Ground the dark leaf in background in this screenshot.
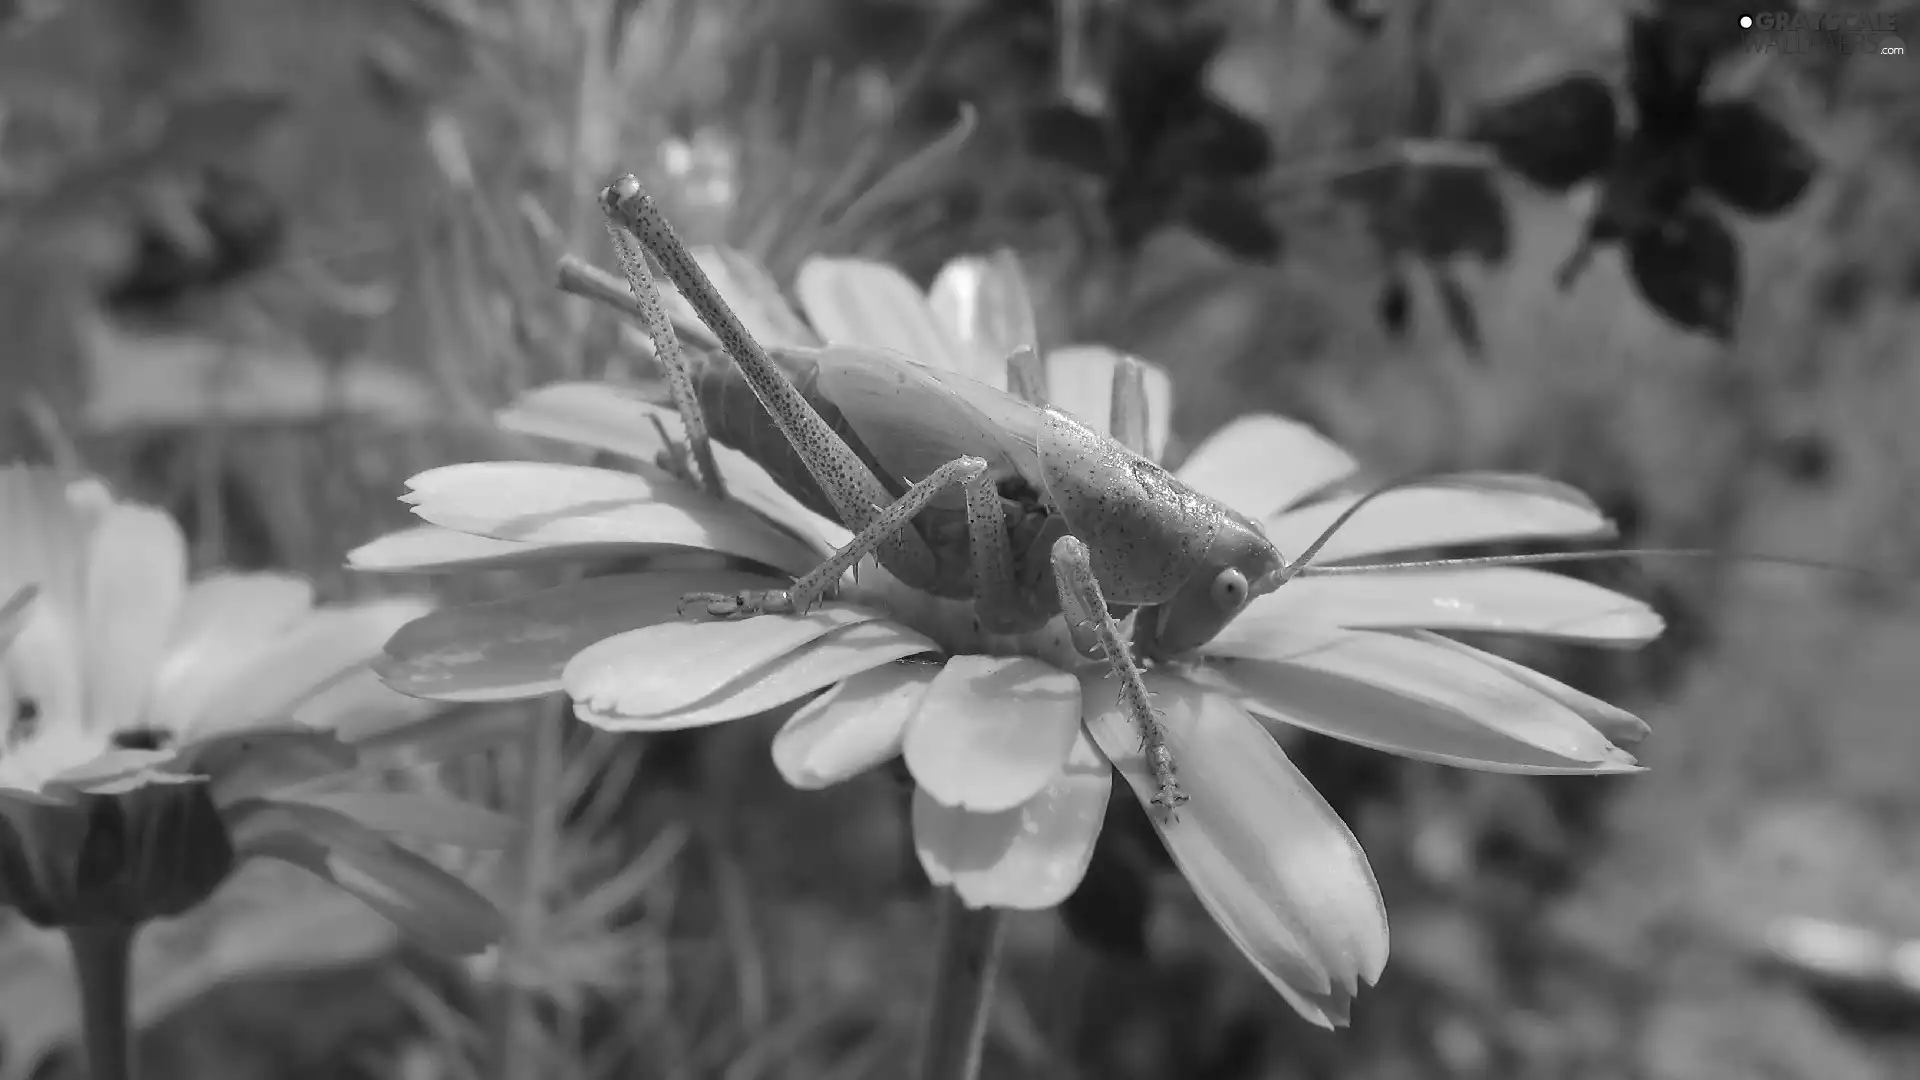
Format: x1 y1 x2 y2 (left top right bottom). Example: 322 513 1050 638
1768 431 1837 485
1181 185 1284 262
1059 792 1158 959
105 166 286 315
1625 13 1710 140
1696 100 1819 217
1657 0 1790 59
1378 268 1412 339
1109 19 1227 153
1178 96 1275 179
1588 134 1696 242
1467 73 1619 190
1626 205 1741 339
1023 102 1116 176
1814 260 1870 322
1431 264 1485 354
1323 0 1387 37
1406 165 1511 264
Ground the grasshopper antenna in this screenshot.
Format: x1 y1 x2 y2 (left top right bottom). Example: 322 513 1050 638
1254 474 1898 592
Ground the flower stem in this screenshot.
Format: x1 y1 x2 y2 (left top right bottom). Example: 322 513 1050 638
913 890 1006 1080
65 923 139 1080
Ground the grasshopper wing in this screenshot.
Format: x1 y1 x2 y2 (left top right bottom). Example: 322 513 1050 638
804 344 1047 505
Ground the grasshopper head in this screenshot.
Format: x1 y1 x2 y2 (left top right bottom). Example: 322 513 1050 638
1137 510 1284 661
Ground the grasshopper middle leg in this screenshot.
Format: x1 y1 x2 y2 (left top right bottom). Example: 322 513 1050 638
684 453 1053 635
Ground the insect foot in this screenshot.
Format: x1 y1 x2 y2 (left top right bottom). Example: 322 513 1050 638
677 589 801 619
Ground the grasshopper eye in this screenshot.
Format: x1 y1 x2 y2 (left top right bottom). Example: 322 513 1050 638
1209 568 1250 613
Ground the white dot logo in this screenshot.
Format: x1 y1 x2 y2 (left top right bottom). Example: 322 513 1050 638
1740 14 1754 28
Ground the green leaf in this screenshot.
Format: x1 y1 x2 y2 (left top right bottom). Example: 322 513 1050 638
272 790 518 849
0 863 401 1080
228 800 505 957
0 585 35 655
375 569 786 702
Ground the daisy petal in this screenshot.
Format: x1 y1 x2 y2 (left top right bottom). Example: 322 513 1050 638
773 661 937 789
348 525 598 574
1083 672 1386 1028
183 598 436 740
926 252 1035 388
794 256 977 374
148 573 314 731
1207 629 1639 773
1410 631 1651 748
79 502 187 734
903 655 1082 814
288 668 445 744
496 384 851 556
911 730 1110 909
579 619 935 731
229 800 503 956
1267 473 1613 565
377 570 784 702
1223 568 1663 646
402 462 818 575
566 607 934 726
1174 414 1360 519
1044 346 1174 463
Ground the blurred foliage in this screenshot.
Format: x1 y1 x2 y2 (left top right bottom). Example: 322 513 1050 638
5 0 1920 1077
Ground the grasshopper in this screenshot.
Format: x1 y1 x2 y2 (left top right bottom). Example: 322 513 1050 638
589 174 1872 817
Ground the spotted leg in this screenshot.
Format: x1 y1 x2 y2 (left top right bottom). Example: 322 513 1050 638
1050 534 1185 817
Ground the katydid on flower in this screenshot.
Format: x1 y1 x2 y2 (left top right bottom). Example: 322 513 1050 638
592 174 1881 818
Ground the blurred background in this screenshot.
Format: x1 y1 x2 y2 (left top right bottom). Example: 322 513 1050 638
5 0 1920 1076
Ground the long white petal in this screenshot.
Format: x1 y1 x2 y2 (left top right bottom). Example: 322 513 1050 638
1083 671 1386 1028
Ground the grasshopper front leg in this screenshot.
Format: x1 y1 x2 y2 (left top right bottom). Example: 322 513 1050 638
1052 535 1185 817
598 176 942 586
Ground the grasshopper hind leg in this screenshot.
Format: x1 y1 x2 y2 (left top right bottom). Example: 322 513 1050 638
1050 534 1186 818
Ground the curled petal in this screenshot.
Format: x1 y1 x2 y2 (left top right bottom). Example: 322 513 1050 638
1083 672 1386 1027
377 570 784 702
1175 414 1360 519
228 800 503 956
911 730 1110 910
1225 568 1663 647
402 462 819 575
1410 631 1651 748
1044 346 1174 464
1267 473 1613 565
1206 629 1639 773
773 661 937 789
903 655 1083 814
795 256 980 376
495 383 851 557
